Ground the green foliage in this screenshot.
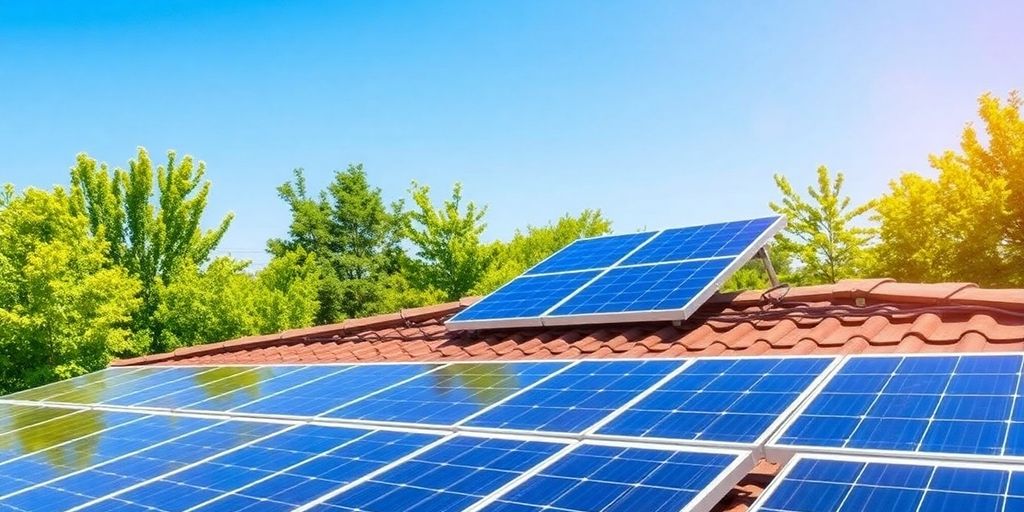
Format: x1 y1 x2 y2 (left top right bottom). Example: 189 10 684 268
154 251 320 350
874 92 1022 286
0 187 142 394
720 245 793 292
770 166 875 285
70 148 234 351
269 166 427 322
406 182 491 301
474 210 612 294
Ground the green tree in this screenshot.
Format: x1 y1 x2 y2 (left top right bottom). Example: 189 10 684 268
69 148 233 351
770 166 875 284
474 210 612 294
406 182 491 301
874 92 1022 286
0 186 142 394
270 166 424 322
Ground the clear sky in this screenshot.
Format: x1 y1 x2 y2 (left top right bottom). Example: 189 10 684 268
2 1 1022 268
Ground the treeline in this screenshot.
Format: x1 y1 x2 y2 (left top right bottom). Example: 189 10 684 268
1 91 1020 394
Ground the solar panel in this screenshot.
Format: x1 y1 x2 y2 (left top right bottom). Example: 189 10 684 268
596 357 836 444
0 418 286 510
299 435 566 512
0 408 146 464
480 442 752 512
124 366 307 410
770 353 1024 460
447 216 785 330
462 360 682 434
183 366 351 413
233 364 437 417
2 367 150 402
8 367 187 405
750 454 1024 512
78 426 439 512
324 362 570 426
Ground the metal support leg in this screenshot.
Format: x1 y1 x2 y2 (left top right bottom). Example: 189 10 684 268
758 247 780 287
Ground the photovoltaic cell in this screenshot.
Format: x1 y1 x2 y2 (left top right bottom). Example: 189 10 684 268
450 271 601 322
623 216 780 266
0 419 286 511
183 366 351 413
307 436 565 512
600 357 833 443
105 367 262 408
233 364 436 417
548 258 732 316
465 360 681 433
524 232 655 275
754 456 1023 512
132 366 306 410
775 354 1024 457
325 362 569 425
81 426 437 512
483 444 740 512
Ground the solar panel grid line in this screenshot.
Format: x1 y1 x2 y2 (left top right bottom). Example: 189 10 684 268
747 453 1024 512
470 439 755 512
535 228 667 317
908 356 966 452
290 433 460 512
764 351 1024 464
451 361 584 429
0 411 153 470
1 367 147 402
999 356 1024 456
0 418 231 502
177 427 381 512
578 358 695 435
133 366 309 412
460 442 581 512
65 422 305 512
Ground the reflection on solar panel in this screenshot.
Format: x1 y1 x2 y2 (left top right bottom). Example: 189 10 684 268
464 360 681 434
0 408 146 469
80 427 438 512
234 364 437 417
325 362 570 425
184 366 348 412
773 354 1024 457
751 455 1023 512
0 419 285 510
302 435 565 512
447 216 785 330
598 357 834 444
482 443 749 512
3 367 150 402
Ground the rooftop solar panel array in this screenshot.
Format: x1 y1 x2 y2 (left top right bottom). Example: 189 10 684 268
771 354 1024 459
751 455 1024 512
446 216 785 330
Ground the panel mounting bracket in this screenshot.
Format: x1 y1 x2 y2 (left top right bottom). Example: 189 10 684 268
757 247 780 287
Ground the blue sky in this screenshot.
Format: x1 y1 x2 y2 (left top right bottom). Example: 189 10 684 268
2 1 1022 268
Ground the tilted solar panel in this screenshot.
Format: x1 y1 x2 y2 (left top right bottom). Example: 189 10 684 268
446 216 785 330
750 454 1024 512
596 357 836 445
769 353 1024 461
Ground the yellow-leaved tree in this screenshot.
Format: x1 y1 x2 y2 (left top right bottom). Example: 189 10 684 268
874 92 1023 286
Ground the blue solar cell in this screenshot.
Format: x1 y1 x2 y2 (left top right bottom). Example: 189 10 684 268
83 426 438 512
623 217 780 266
325 362 568 425
525 232 655 275
549 258 732 316
449 270 601 322
755 457 1017 512
184 366 351 412
308 436 564 512
483 444 740 512
130 366 307 410
600 357 831 443
776 354 1024 457
233 364 436 417
104 367 264 407
465 360 681 433
0 419 285 510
